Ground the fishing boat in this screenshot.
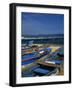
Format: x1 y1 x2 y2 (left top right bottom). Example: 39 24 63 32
22 64 58 77
22 48 51 65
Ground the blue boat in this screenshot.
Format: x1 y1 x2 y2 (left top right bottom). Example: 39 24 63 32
49 47 64 60
32 66 57 76
22 48 51 65
22 64 57 77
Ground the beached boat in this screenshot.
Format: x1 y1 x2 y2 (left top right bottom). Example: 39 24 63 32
32 66 58 76
22 48 51 65
22 64 58 77
48 47 64 60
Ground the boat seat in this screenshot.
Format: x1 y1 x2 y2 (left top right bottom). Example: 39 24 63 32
33 67 50 75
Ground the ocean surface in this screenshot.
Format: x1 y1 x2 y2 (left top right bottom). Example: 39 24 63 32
22 34 64 45
22 38 64 45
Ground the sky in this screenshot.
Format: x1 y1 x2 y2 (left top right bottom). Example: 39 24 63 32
21 12 64 36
